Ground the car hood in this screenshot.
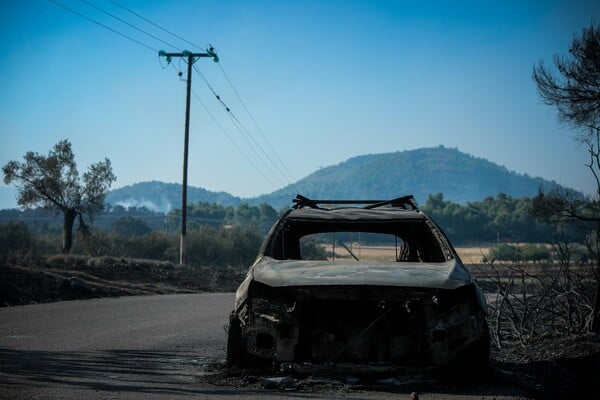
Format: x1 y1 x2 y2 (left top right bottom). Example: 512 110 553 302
251 257 472 290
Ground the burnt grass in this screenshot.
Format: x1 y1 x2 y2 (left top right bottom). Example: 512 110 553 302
202 335 600 399
491 334 600 399
0 255 246 307
2 257 599 398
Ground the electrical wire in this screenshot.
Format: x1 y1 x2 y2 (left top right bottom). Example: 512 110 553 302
191 89 279 187
78 0 182 51
170 62 283 187
224 108 288 187
226 106 290 187
217 63 296 182
192 64 295 189
51 0 297 191
109 0 204 51
48 0 157 52
104 1 297 187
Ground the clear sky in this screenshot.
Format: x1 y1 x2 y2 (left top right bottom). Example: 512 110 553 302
1 0 599 209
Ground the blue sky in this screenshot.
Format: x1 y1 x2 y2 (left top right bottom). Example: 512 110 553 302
1 0 599 209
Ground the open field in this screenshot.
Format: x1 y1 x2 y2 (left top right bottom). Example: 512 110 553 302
456 247 490 264
320 243 492 264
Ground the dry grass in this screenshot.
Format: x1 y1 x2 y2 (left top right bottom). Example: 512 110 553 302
455 246 490 264
320 243 492 264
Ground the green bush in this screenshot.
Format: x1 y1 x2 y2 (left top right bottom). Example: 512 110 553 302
71 230 124 257
0 221 34 259
488 243 523 262
521 244 551 262
112 216 152 237
124 232 173 260
300 239 328 260
225 225 263 266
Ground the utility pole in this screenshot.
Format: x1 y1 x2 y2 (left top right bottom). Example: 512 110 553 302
159 47 219 264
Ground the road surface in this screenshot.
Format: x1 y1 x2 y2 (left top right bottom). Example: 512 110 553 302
0 293 525 399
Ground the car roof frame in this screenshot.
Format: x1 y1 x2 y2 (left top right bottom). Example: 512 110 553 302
291 194 418 211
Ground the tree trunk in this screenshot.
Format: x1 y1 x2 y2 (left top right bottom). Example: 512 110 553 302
62 208 77 253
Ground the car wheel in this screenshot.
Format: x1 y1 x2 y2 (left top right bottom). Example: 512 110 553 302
226 313 245 367
445 323 490 382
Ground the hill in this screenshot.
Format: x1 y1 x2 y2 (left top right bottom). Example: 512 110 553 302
250 146 576 208
106 181 242 213
93 147 579 212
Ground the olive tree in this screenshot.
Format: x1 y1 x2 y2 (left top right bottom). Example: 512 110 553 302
2 139 116 253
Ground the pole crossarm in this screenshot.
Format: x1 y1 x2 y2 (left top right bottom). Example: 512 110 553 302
159 47 219 64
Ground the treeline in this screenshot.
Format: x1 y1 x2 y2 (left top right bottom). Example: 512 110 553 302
0 202 280 237
421 193 586 245
0 194 590 267
0 221 262 269
0 202 279 268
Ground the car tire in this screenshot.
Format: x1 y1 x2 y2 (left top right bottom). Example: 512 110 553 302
226 313 245 367
444 322 490 382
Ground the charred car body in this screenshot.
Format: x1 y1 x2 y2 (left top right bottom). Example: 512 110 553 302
227 195 489 369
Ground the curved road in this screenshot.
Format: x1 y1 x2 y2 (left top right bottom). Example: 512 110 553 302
0 293 524 400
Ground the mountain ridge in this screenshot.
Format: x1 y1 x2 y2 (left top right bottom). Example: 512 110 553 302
105 146 579 212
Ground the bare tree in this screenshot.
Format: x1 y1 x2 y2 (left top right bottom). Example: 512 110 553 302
532 23 600 331
2 140 116 253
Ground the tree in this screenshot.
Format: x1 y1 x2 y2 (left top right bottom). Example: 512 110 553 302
532 23 600 331
532 23 600 141
2 140 116 253
112 216 152 237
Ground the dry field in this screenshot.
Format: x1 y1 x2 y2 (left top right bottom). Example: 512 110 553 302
320 243 491 264
455 246 490 264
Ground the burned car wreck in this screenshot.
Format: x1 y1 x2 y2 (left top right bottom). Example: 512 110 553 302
227 195 489 369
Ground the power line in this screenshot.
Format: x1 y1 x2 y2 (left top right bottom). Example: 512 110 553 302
217 63 296 182
48 0 157 52
172 63 281 186
191 89 279 187
109 0 204 51
104 0 296 186
224 108 287 187
226 105 290 187
192 64 294 189
52 0 297 191
78 0 182 51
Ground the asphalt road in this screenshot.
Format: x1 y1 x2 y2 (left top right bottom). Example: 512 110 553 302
0 293 525 400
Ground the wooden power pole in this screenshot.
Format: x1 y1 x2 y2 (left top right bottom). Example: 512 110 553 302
159 48 219 264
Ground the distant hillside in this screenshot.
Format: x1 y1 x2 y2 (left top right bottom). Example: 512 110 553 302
251 146 578 208
106 181 242 213
97 147 580 212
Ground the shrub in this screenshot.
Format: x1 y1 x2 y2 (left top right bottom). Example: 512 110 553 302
112 216 152 237
521 243 551 262
124 232 173 260
0 221 33 259
488 243 523 262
